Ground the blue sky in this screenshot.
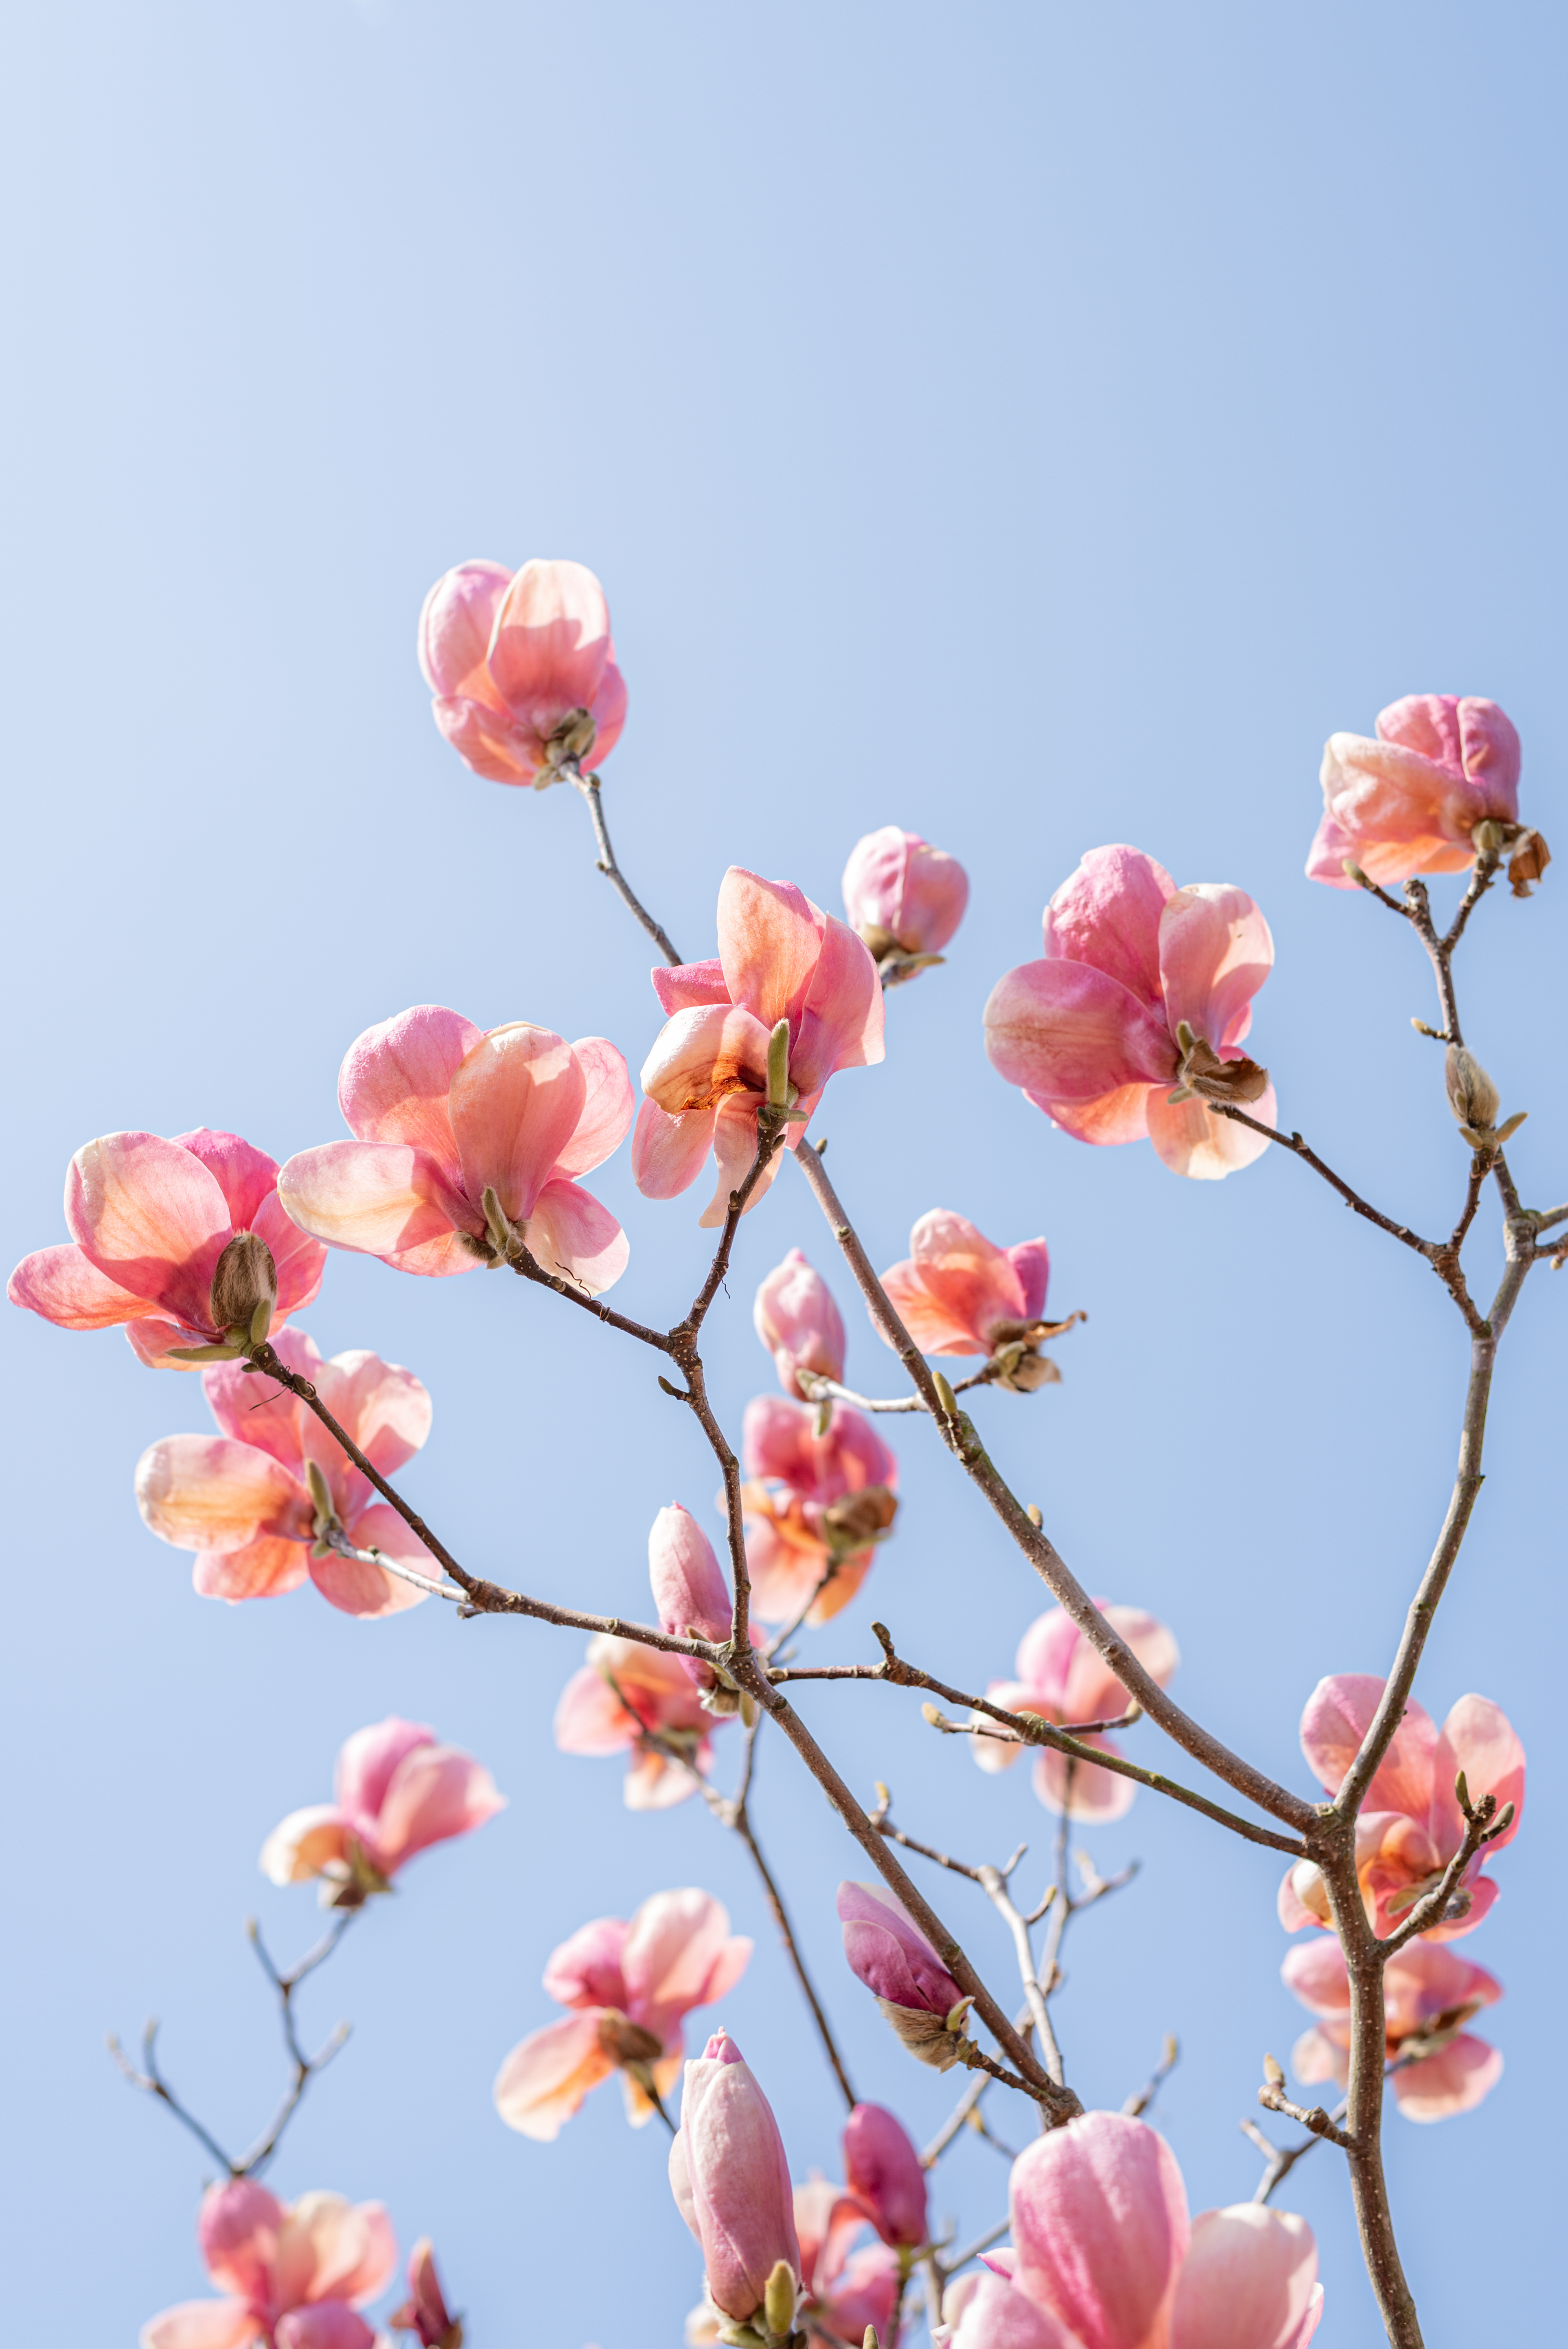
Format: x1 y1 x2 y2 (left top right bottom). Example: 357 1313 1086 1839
2 4 1564 2342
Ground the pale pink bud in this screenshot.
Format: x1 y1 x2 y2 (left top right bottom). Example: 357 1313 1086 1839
418 557 628 788
842 826 970 960
753 1248 847 1398
390 2238 461 2347
1010 2112 1189 2345
837 1881 971 2069
649 1503 733 1700
843 2101 928 2248
670 2032 801 2323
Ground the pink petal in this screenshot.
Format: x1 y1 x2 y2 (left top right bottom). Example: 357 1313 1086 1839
585 647 628 765
493 2011 619 2136
252 1190 329 1323
430 694 540 783
1037 1082 1157 1147
880 1255 984 1354
1289 2026 1347 2090
550 1037 634 1177
139 2301 263 2349
1144 1082 1276 1180
485 558 613 730
836 1881 962 2013
742 1514 834 1625
1390 2033 1503 2122
67 1132 233 1333
1013 1608 1087 1709
1010 2112 1189 2349
193 1536 310 1602
259 1804 351 1885
1298 1676 1436 1819
677 2039 801 2322
1381 1940 1501 2032
640 1002 773 1117
368 1740 505 1869
1043 846 1176 1010
904 1211 1027 1351
789 912 885 1094
170 1131 280 1231
949 2268 1080 2349
1033 1740 1136 1825
8 1242 158 1329
310 1348 432 1490
448 1024 586 1223
631 1097 719 1200
1171 2205 1318 2349
1155 886 1273 1055
1378 694 1520 814
753 1248 847 1395
336 1716 435 1819
542 1916 630 2012
338 1005 484 1162
418 560 514 699
621 1889 747 2029
650 1502 733 1646
273 2309 374 2349
1280 1938 1351 2020
985 961 1178 1105
624 1745 706 1808
1061 1603 1179 1721
652 958 732 1015
199 2177 287 2298
1432 1694 1525 1856
124 1314 216 1369
842 2101 928 2251
136 1436 310 1553
308 1506 435 1616
1006 1237 1051 1321
698 1092 784 1229
841 826 968 954
716 868 824 1030
553 1663 639 1757
273 2191 395 2308
277 1142 478 1262
523 1176 629 1294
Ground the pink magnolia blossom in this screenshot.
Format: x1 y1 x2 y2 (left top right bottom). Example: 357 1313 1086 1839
740 1395 898 1626
1307 694 1547 895
878 1210 1070 1391
553 1630 734 1808
843 2101 928 2250
670 2031 802 2329
841 825 970 979
754 1248 847 1399
973 1601 1179 1821
1278 1674 1524 1941
10 1128 326 1370
992 2112 1322 2349
390 2239 460 2347
632 868 885 1228
134 1327 442 1615
837 1880 972 2070
140 2179 396 2349
984 846 1276 1181
495 1889 751 2143
648 1501 769 1714
795 2178 901 2349
260 1716 504 1907
1284 1936 1503 2123
418 557 627 787
277 1005 632 1294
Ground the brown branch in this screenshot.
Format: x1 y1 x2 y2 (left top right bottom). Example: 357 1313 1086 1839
1257 2068 1353 2150
509 1246 676 1352
1207 1107 1434 1260
569 769 684 965
789 1142 1318 1835
1379 1791 1504 1957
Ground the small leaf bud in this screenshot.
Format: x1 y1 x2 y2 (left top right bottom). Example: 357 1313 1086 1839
305 1459 335 1526
763 2259 797 2342
766 1019 792 1110
1263 2052 1285 2088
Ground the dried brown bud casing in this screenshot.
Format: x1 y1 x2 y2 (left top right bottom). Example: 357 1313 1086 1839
822 1485 898 1553
594 2011 666 2067
874 1995 971 2070
208 1231 277 1338
1168 1028 1269 1108
1507 827 1550 898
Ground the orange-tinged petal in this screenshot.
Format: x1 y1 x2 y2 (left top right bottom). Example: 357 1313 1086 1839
551 1037 635 1177
493 2012 615 2140
137 1437 310 1553
448 1023 586 1223
523 1176 629 1294
1145 1082 1275 1180
259 1805 351 1885
193 1536 310 1602
8 1242 158 1329
486 558 613 727
68 1132 232 1332
716 868 822 1030
278 1143 477 1261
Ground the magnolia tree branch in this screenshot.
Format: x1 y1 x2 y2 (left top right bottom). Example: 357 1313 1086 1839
569 769 684 966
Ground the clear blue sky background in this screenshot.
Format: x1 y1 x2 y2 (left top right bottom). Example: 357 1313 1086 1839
3 5 1564 2342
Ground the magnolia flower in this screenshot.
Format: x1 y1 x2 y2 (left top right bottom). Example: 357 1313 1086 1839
984 846 1276 1180
878 1211 1071 1392
837 1880 973 2070
1307 694 1548 897
140 2179 396 2349
795 2179 901 2349
134 1327 442 1615
390 2240 462 2349
973 1600 1179 1820
1284 1936 1503 2124
632 868 884 1227
418 557 627 787
648 1501 769 1715
754 1248 847 1400
495 1890 751 2142
10 1128 325 1370
841 825 970 982
740 1397 898 1626
260 1716 503 1908
553 1632 732 1807
670 2032 802 2334
1278 1674 1524 1941
966 2112 1324 2349
843 2101 928 2251
278 1004 632 1294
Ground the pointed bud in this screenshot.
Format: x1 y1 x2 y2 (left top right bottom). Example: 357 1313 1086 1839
1454 1769 1471 1814
1445 1046 1501 1134
208 1231 277 1337
1263 2052 1285 2087
766 1020 792 1110
762 2259 797 2340
305 1459 336 1526
932 1371 959 1419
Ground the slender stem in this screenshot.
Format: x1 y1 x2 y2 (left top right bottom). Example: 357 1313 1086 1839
510 1246 676 1351
570 770 684 965
797 1364 1003 1415
1532 1201 1568 1235
789 1143 1317 1835
976 1863 1061 2089
108 2023 237 2175
1207 1107 1433 1259
321 1523 461 1603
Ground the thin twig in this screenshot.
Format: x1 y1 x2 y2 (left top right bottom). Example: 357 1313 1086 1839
108 2024 237 2175
570 769 684 965
1122 2035 1180 2120
797 1364 1003 1415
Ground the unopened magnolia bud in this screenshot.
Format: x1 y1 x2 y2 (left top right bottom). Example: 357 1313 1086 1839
762 2259 797 2341
932 1371 959 1419
1454 1769 1471 1813
1491 1800 1516 1837
545 705 597 767
305 1459 336 1525
1444 1046 1500 1134
1025 1502 1043 1528
766 1019 791 1110
1263 2052 1285 2088
864 2330 881 2349
481 1184 514 1257
208 1231 277 1336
